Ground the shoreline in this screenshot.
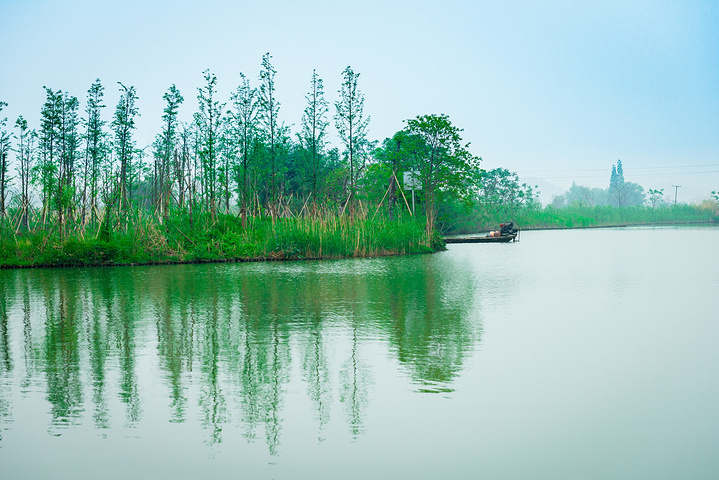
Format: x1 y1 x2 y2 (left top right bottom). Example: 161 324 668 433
3 220 715 271
517 219 716 232
443 219 717 240
0 247 439 271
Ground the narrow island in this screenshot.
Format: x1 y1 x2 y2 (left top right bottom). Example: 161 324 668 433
1 58 717 268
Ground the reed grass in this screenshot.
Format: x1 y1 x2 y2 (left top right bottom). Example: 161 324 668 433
0 209 436 268
516 204 717 230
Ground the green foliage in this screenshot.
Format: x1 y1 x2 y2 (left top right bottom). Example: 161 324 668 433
377 114 481 236
515 204 712 231
478 167 538 219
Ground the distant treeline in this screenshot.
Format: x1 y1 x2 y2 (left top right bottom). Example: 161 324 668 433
438 160 719 234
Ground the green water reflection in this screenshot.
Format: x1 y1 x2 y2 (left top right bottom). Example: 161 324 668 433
0 255 480 453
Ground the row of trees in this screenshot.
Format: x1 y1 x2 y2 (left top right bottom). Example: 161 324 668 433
551 160 648 208
0 54 481 241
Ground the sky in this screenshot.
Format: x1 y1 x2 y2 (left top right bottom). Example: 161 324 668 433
2 0 718 204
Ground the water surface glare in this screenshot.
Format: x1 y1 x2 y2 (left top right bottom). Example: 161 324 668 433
0 226 717 479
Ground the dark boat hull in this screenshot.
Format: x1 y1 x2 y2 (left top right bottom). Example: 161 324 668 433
444 234 517 244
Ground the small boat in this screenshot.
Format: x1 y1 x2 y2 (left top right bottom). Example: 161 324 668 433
443 222 520 244
444 233 516 244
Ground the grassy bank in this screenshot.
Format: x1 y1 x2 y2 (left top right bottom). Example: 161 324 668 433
444 204 718 234
0 212 439 268
516 204 718 230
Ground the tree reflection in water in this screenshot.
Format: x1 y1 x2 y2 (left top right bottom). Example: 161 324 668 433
0 254 480 453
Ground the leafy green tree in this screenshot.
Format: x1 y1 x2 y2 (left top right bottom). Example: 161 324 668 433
334 66 370 212
82 79 107 226
195 70 224 221
298 69 329 205
112 82 140 215
35 88 80 235
404 114 480 235
258 53 281 213
153 84 183 219
0 101 10 219
228 73 258 226
175 123 196 214
479 167 539 220
57 91 81 235
373 130 425 219
647 188 665 208
37 87 62 223
14 116 36 230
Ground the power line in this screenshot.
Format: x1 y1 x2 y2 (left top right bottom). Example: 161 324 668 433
521 170 719 180
518 163 719 174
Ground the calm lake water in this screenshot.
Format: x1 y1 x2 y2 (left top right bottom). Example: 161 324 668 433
1 226 718 479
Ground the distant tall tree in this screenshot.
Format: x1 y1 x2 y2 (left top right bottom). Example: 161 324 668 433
228 73 257 227
258 53 281 212
404 114 480 236
153 84 183 219
112 83 139 215
195 70 224 221
0 101 10 218
82 79 107 225
334 66 370 212
608 159 626 206
14 116 35 231
299 69 329 204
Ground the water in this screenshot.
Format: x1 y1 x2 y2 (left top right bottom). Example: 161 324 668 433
0 226 717 479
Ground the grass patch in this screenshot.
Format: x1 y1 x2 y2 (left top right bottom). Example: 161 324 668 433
0 211 436 268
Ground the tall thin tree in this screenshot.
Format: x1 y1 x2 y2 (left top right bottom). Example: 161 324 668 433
56 91 80 236
299 70 329 205
153 84 183 219
0 101 11 219
195 70 224 221
112 83 139 217
83 79 107 226
334 66 370 212
258 53 281 214
229 73 257 227
37 87 62 224
14 116 35 231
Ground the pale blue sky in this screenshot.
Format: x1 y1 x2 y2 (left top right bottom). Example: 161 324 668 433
2 0 718 202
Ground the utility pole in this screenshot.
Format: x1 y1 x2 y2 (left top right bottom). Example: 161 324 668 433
672 185 681 206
